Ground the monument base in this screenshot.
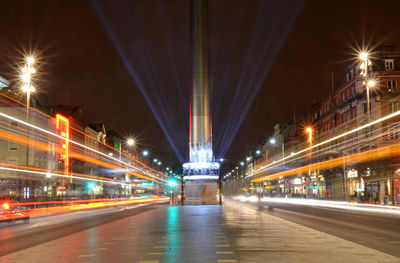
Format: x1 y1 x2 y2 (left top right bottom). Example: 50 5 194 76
184 180 219 205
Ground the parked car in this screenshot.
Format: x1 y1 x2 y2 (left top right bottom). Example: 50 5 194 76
0 201 30 223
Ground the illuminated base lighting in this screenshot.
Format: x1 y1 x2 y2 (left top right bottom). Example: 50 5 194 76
182 162 220 170
183 161 220 181
183 175 219 181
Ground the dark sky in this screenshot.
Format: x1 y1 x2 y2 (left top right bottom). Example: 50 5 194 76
1 0 400 168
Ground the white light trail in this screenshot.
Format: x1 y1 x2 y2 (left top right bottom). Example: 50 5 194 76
254 110 400 175
0 112 165 182
0 166 123 185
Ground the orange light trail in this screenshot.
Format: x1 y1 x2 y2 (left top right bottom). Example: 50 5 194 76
0 129 166 183
0 92 165 177
251 141 400 183
2 196 169 220
0 111 167 181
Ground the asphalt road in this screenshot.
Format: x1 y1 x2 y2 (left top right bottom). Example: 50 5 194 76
241 198 400 258
2 200 400 263
0 200 167 257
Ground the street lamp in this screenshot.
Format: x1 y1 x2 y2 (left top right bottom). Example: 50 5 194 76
256 150 261 155
240 162 244 166
142 150 149 157
153 158 158 163
269 137 285 168
127 138 135 146
359 51 374 123
20 56 36 118
305 127 313 157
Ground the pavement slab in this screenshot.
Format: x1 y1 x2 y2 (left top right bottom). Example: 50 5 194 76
1 201 400 263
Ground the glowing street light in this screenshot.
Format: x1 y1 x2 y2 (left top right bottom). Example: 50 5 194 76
127 138 135 146
256 150 261 155
142 150 149 157
368 80 376 88
240 162 245 166
269 138 276 144
305 127 313 146
158 161 162 165
153 158 158 163
359 51 374 123
20 56 36 118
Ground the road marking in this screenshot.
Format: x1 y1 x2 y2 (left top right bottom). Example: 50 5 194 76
388 241 400 244
147 252 164 255
216 251 233 254
78 254 96 258
153 246 168 248
139 261 159 263
112 237 125 240
104 242 116 245
214 240 228 242
158 240 171 243
212 236 225 238
215 244 230 247
217 260 237 263
93 248 107 251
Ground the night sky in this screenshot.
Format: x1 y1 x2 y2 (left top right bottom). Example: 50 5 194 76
1 0 400 168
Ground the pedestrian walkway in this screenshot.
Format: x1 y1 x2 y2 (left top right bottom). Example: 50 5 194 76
2 201 400 263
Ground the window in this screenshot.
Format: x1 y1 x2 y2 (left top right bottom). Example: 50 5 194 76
9 141 18 151
363 103 368 113
385 59 394 71
24 187 30 199
388 80 397 91
388 125 400 140
389 102 399 113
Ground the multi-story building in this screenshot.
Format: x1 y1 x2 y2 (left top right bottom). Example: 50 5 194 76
245 45 400 205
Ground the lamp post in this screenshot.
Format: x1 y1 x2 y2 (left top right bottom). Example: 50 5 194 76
305 127 313 198
21 57 36 119
269 138 285 168
359 52 376 124
20 57 36 167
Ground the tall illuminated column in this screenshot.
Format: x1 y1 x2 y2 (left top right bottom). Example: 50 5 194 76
190 0 213 163
183 0 219 205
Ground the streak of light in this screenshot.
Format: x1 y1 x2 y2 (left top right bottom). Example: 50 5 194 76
0 92 165 177
0 112 166 182
0 166 125 185
235 196 400 215
251 141 400 183
3 196 169 219
0 162 123 184
0 128 163 183
254 110 400 175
